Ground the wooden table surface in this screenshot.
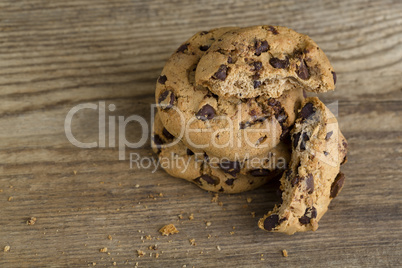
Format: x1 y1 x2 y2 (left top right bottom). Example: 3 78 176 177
1 0 401 267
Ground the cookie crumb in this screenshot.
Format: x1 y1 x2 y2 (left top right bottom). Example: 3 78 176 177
27 217 37 225
112 262 116 266
4 245 10 252
8 196 13 201
155 253 159 258
107 235 112 240
188 214 194 220
211 193 219 203
251 212 256 218
178 214 183 219
149 244 158 250
99 247 108 253
246 197 253 203
159 224 179 236
205 221 211 227
92 262 96 266
137 250 145 257
189 239 196 246
135 184 140 188
282 249 288 257
218 201 223 206
229 231 235 235
73 170 77 175
216 245 221 251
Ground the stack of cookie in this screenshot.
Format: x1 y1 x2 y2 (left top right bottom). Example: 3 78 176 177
152 26 347 234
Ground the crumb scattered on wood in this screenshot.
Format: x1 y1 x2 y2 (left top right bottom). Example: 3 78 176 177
177 214 183 219
247 197 252 203
251 212 256 218
211 193 219 203
282 249 288 257
216 245 221 251
137 250 145 257
188 214 194 220
205 221 211 227
189 239 196 246
99 247 108 253
4 245 10 252
148 244 158 250
135 184 140 188
27 217 37 225
8 196 13 201
112 262 116 266
159 224 179 236
230 231 235 235
107 235 112 240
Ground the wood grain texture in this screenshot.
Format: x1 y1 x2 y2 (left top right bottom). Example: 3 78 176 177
0 0 401 267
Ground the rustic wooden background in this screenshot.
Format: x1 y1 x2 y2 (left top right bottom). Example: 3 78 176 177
0 0 401 267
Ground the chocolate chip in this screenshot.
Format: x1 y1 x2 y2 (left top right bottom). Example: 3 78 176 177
324 151 329 156
225 179 235 185
152 135 164 153
162 128 174 140
305 174 314 194
199 175 218 185
158 75 167 84
293 133 301 149
341 156 348 165
219 160 241 177
196 104 216 121
276 112 287 124
330 173 345 198
199 45 210 51
291 176 301 187
213 65 228 81
200 31 209 35
219 187 224 192
251 61 263 71
325 131 333 140
253 80 261 88
263 214 279 231
280 127 290 141
158 90 175 109
299 102 315 120
239 121 249 129
332 71 337 84
300 132 310 151
296 59 310 80
256 135 267 146
203 152 209 162
254 40 269 56
299 207 317 225
227 56 233 64
269 57 289 69
268 25 279 35
186 149 194 156
177 43 189 53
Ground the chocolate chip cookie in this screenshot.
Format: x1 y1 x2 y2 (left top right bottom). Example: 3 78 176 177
258 98 347 234
152 112 289 193
156 27 305 161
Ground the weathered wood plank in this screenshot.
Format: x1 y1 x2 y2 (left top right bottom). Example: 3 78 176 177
0 0 401 267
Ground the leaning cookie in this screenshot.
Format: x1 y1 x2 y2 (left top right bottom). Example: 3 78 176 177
156 26 305 161
152 113 287 193
258 97 347 234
